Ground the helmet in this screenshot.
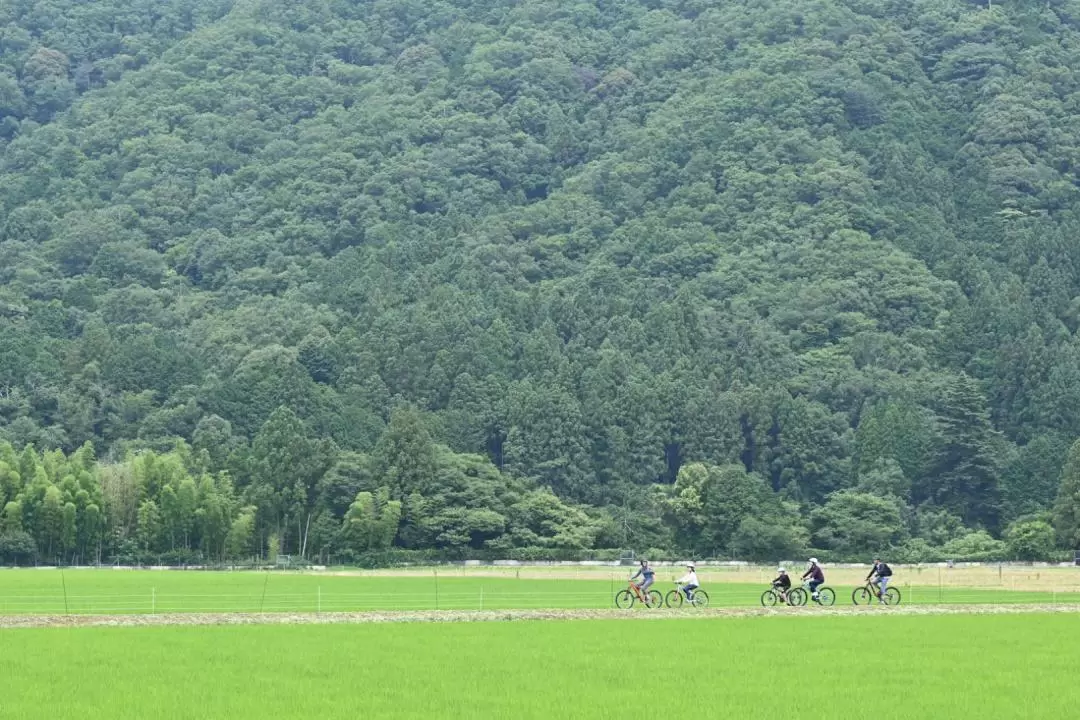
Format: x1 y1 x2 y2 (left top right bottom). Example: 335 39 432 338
809 557 819 565
777 567 786 573
686 562 695 569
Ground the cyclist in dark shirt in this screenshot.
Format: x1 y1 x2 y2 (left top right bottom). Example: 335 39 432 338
801 558 825 603
866 557 893 604
771 567 792 603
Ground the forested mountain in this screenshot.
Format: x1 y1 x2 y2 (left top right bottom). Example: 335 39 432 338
2 0 1080 565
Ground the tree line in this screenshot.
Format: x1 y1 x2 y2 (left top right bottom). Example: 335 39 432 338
4 402 1080 565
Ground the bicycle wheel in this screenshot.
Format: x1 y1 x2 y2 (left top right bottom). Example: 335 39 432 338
615 589 635 609
852 586 873 605
818 587 836 606
647 589 664 608
665 590 683 609
761 590 778 607
788 588 807 606
884 587 901 606
691 590 709 608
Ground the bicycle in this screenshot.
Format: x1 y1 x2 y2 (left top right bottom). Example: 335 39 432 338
615 581 663 609
853 580 901 606
788 580 835 607
665 582 710 609
760 585 792 607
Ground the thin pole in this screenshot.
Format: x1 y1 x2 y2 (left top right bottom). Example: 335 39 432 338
60 567 69 615
259 571 270 613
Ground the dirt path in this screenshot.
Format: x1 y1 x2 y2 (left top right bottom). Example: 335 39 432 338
2 604 1079 629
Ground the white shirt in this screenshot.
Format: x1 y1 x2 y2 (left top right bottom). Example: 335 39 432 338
678 570 699 586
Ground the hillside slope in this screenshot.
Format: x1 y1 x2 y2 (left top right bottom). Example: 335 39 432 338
3 0 1080 562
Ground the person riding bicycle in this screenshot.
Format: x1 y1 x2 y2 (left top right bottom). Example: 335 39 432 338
801 558 825 603
630 559 655 597
771 566 792 603
866 557 893 604
675 562 699 601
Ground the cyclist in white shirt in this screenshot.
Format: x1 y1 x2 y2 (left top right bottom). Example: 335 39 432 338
676 562 700 601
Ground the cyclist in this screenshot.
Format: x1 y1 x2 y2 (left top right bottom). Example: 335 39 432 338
630 559 655 598
801 558 825 603
675 562 699 601
771 566 792 604
866 557 893 604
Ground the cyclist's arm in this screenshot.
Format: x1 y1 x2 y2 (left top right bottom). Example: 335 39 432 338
630 568 642 580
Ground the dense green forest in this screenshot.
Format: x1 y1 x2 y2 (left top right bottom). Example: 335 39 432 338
4 0 1080 565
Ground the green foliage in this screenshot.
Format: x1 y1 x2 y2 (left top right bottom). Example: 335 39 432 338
1004 519 1057 561
666 462 788 556
0 530 36 564
1052 439 1080 550
2 0 1080 561
810 491 907 557
343 488 401 552
729 516 809 562
941 532 1008 562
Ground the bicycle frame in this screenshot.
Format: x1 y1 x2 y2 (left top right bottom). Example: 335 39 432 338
864 580 883 598
671 583 695 602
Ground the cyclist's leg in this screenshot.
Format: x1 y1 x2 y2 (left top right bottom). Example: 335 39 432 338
641 577 654 600
684 584 697 601
810 580 822 600
878 576 889 602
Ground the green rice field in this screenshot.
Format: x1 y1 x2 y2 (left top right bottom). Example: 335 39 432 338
1 614 1077 719
0 569 1075 613
0 569 1078 614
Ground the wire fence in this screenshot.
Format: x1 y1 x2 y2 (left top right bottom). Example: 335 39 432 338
1 584 1079 616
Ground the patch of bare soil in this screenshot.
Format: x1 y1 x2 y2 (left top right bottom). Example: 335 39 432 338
2 604 1079 629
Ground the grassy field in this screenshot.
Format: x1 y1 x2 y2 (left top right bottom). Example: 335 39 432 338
0 568 1079 614
1 614 1077 719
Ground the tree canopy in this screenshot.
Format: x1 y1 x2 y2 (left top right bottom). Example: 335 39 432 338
3 0 1080 563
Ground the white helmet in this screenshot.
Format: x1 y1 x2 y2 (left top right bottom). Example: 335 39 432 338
777 567 786 573
809 557 819 565
686 561 695 569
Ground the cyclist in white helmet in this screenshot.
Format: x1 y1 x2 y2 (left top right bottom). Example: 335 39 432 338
801 558 825 603
676 562 700 601
771 566 792 603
